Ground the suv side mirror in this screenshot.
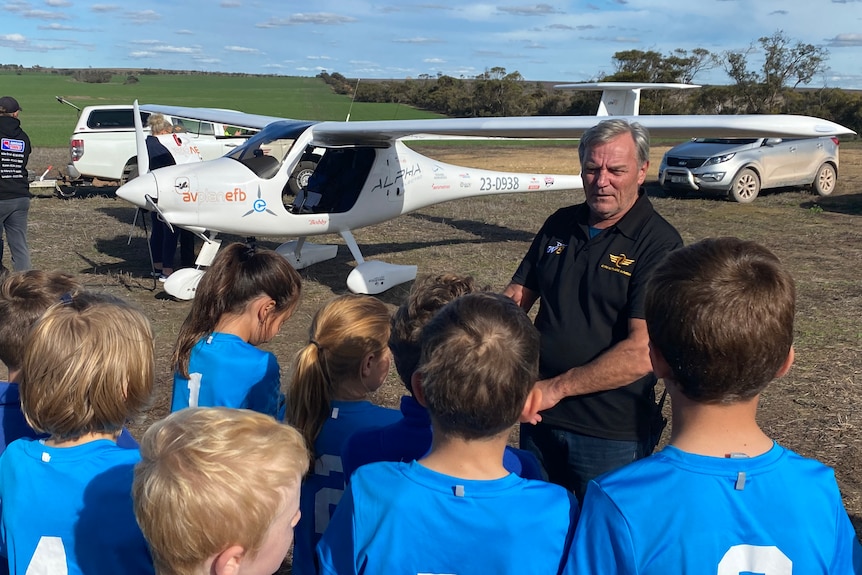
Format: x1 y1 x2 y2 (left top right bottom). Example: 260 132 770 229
764 138 783 146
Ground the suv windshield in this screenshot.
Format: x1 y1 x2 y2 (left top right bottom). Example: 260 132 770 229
693 138 758 145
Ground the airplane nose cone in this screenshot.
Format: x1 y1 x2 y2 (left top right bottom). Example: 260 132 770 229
116 172 157 208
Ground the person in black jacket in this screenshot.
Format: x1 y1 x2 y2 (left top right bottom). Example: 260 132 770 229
0 96 31 272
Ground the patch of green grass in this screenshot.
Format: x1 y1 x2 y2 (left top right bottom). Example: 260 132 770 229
3 71 443 146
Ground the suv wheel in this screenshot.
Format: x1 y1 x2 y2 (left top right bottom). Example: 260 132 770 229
729 168 760 203
812 163 837 196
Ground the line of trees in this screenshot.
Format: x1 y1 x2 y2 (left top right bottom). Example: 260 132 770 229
319 31 862 135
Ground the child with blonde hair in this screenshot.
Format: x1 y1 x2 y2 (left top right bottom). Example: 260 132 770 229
171 242 301 418
0 271 139 453
133 407 309 575
286 294 402 574
0 292 154 575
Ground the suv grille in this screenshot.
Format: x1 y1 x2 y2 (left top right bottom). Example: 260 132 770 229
666 157 706 169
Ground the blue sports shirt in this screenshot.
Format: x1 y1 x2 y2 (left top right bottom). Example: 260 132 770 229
317 460 579 575
171 333 284 419
342 395 544 480
292 400 402 575
0 382 138 454
568 443 862 574
0 438 153 575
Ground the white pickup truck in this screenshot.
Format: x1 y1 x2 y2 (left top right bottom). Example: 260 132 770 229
57 100 250 196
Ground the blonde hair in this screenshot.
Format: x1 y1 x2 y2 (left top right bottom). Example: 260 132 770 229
20 293 154 440
147 113 173 135
286 294 390 458
133 407 309 575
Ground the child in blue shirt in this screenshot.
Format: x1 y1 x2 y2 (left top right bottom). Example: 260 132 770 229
171 242 302 418
568 237 862 574
286 294 402 575
0 292 154 575
0 271 137 454
318 292 578 575
342 272 542 480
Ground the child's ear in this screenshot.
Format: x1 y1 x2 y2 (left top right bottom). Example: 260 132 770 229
255 297 276 323
211 545 244 575
411 372 427 407
519 386 543 423
359 351 375 378
648 341 674 380
775 346 795 379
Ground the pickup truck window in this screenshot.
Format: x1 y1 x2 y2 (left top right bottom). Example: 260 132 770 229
86 109 149 129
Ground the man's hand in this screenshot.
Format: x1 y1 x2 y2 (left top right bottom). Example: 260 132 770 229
522 376 566 424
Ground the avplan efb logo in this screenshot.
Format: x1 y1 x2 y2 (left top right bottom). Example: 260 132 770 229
1 138 25 153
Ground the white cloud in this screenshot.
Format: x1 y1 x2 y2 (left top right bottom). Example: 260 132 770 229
91 4 119 12
224 45 260 53
393 37 443 44
497 3 564 16
38 22 84 30
123 10 161 23
257 12 358 27
0 33 28 43
826 33 862 47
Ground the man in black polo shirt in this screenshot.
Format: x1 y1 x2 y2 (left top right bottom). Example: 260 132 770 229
505 118 682 502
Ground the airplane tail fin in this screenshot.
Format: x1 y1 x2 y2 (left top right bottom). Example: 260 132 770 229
134 100 149 176
553 82 701 116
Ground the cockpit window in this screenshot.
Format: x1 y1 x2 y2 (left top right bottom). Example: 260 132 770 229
226 120 315 180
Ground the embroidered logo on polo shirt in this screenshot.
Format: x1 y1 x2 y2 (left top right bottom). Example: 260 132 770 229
601 253 635 276
546 241 567 255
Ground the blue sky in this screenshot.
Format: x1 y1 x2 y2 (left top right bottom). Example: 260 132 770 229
2 0 862 89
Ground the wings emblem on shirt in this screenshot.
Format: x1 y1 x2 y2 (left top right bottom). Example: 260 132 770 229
609 253 635 268
546 241 567 255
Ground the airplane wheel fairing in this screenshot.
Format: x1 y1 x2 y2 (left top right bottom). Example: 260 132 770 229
347 262 418 294
813 163 837 196
729 168 760 203
163 268 206 300
288 160 318 195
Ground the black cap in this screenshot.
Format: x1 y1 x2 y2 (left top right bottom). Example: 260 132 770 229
0 96 21 113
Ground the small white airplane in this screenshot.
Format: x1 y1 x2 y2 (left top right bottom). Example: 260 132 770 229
116 95 854 299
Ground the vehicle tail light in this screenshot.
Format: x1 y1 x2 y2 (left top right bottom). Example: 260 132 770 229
70 139 84 161
831 137 840 146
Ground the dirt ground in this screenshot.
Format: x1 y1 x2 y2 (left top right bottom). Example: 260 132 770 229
10 142 862 560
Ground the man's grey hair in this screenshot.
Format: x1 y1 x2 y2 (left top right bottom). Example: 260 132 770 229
578 119 650 166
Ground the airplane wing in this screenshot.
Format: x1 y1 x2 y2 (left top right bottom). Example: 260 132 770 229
140 104 284 131
308 115 854 147
141 104 855 148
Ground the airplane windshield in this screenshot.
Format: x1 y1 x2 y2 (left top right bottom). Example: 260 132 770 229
227 120 316 179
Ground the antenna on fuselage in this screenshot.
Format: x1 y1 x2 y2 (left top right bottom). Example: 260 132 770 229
345 78 360 122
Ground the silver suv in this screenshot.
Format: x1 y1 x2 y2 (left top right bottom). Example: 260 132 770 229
658 136 839 203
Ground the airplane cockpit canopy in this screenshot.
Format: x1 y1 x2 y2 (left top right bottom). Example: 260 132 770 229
226 120 317 179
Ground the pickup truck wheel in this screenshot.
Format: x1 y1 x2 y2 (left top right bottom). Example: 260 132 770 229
122 163 138 185
812 163 837 196
729 168 760 203
288 160 317 195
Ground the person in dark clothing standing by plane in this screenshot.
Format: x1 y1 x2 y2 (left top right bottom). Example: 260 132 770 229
0 96 32 272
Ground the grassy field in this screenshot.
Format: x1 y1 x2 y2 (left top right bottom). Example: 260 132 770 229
1 71 443 146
